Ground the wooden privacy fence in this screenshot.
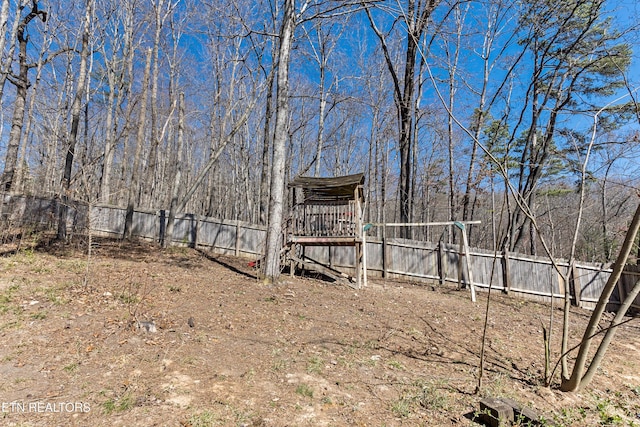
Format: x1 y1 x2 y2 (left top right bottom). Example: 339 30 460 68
304 238 638 313
2 194 638 313
0 194 266 257
90 205 267 257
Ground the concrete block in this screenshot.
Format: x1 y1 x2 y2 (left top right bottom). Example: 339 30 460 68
499 397 542 425
479 397 514 427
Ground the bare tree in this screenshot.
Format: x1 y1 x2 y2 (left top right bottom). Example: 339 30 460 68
364 0 440 236
142 0 177 208
97 0 135 204
263 0 295 283
300 17 347 177
162 92 184 248
15 9 51 193
123 48 152 240
57 0 93 241
1 0 47 192
0 0 24 103
560 201 640 391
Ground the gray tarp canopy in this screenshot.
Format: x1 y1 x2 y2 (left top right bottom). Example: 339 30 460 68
288 173 365 203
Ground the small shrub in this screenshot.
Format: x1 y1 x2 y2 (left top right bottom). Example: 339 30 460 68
387 360 405 370
63 363 78 373
188 411 216 427
307 356 323 374
296 384 314 398
102 393 134 415
391 396 411 418
30 312 46 320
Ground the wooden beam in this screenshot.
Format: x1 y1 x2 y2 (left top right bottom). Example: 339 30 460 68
369 221 482 227
289 236 360 246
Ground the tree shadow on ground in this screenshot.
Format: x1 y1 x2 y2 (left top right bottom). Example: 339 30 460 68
196 248 258 280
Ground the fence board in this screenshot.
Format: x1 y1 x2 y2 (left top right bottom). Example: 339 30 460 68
172 214 198 246
575 264 613 308
92 205 125 235
131 210 157 240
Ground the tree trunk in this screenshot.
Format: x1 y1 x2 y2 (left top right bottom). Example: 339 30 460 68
99 52 117 204
365 0 439 238
57 0 91 241
117 1 137 206
0 1 10 76
17 21 49 193
561 202 640 392
1 1 46 192
163 93 185 248
263 0 295 284
143 0 166 208
259 67 275 225
0 0 22 103
123 48 152 240
398 25 416 236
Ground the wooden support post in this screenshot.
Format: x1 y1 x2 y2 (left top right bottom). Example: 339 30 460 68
289 243 296 277
461 226 476 302
355 242 362 289
362 229 368 288
454 222 475 302
457 238 465 289
502 250 511 294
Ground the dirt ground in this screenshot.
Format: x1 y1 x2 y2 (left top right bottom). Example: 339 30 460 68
0 237 639 427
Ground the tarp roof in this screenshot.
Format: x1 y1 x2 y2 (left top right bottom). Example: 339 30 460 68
289 173 365 202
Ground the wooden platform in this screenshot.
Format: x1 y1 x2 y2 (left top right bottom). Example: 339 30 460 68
286 173 366 288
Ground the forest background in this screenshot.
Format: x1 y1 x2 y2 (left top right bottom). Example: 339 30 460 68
1 0 640 266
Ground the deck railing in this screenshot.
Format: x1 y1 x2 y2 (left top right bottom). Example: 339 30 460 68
290 201 357 237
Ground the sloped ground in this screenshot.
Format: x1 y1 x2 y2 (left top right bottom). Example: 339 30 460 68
0 237 639 427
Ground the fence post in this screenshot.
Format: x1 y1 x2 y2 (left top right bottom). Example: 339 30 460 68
438 240 445 286
235 221 240 257
502 250 511 294
382 225 388 279
616 268 628 305
189 214 198 249
194 215 201 248
158 210 166 245
571 262 582 308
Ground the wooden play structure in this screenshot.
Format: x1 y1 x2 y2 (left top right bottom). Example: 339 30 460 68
285 173 365 288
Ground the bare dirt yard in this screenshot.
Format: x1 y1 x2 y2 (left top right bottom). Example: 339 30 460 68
0 237 639 427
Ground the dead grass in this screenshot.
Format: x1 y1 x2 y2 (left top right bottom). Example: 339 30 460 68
0 237 638 426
